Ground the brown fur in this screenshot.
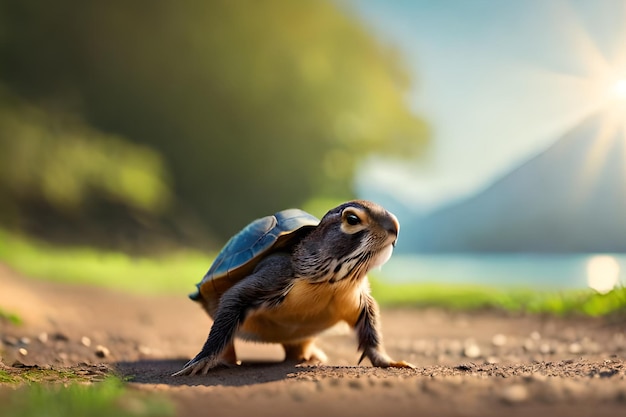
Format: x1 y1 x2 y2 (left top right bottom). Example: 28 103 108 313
238 277 367 343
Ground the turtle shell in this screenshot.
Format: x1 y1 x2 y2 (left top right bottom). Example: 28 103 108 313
191 208 319 313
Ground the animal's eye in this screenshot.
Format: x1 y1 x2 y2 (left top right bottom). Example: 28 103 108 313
345 213 361 226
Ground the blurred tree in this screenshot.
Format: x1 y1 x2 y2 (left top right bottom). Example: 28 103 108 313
0 87 174 249
0 91 170 213
0 0 427 243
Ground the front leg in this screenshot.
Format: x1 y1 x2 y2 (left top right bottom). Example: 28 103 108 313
173 289 249 376
174 254 295 376
355 292 415 369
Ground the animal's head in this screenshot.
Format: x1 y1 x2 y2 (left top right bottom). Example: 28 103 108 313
295 200 399 281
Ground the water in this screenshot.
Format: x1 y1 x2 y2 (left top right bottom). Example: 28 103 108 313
379 253 626 291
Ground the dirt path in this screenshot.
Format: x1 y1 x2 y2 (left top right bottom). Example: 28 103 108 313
0 263 624 417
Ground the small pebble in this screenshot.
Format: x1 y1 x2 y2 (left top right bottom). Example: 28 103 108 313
19 337 31 345
463 344 481 359
492 334 507 347
539 343 552 354
568 342 583 354
50 332 69 342
18 348 28 356
500 384 528 404
37 332 48 343
455 363 476 371
81 336 92 347
95 345 110 358
138 346 152 355
530 331 541 340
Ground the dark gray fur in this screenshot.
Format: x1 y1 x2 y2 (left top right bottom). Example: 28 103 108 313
183 253 295 369
356 292 384 364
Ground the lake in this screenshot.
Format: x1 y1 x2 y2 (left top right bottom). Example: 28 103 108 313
378 253 626 292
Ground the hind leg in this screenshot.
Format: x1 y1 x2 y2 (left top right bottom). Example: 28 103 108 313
220 341 240 366
282 339 328 364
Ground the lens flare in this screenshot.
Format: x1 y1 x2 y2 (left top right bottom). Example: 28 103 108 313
586 255 620 294
613 79 626 100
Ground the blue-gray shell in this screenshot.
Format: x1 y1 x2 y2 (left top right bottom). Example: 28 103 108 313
191 208 319 302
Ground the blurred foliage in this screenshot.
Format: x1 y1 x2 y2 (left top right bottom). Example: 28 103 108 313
0 377 174 417
0 87 175 250
0 0 428 244
0 88 171 214
0 228 208 295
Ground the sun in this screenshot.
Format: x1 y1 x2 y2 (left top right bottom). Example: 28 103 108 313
612 79 626 100
586 255 621 294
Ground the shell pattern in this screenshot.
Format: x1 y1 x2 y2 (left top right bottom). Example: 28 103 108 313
191 209 320 308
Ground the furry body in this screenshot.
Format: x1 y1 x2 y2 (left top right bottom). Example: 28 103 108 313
174 200 414 376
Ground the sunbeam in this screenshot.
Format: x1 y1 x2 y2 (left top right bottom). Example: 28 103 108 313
577 105 626 206
517 1 625 157
531 1 626 210
613 79 626 99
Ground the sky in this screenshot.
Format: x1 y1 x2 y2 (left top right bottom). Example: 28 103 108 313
349 0 626 213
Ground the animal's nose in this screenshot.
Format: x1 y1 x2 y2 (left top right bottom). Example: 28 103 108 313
383 211 400 244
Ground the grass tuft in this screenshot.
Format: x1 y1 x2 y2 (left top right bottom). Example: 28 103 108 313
0 307 22 325
0 377 174 417
0 370 19 384
0 366 108 386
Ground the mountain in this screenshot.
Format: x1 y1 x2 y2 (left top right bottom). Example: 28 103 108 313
400 108 626 253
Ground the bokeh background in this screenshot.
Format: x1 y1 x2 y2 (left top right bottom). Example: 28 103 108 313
0 0 427 250
1 0 625 293
354 0 626 293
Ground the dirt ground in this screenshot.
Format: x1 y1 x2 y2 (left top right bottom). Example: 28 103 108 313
0 263 624 417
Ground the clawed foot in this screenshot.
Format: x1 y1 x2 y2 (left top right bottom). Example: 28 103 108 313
370 357 416 369
283 340 328 367
361 348 416 369
384 360 416 369
294 350 327 368
172 356 226 376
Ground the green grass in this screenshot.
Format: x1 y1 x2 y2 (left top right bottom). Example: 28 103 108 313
369 278 626 317
0 377 174 417
0 357 174 417
0 229 211 295
0 367 97 385
0 307 22 325
0 228 624 317
0 370 19 384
